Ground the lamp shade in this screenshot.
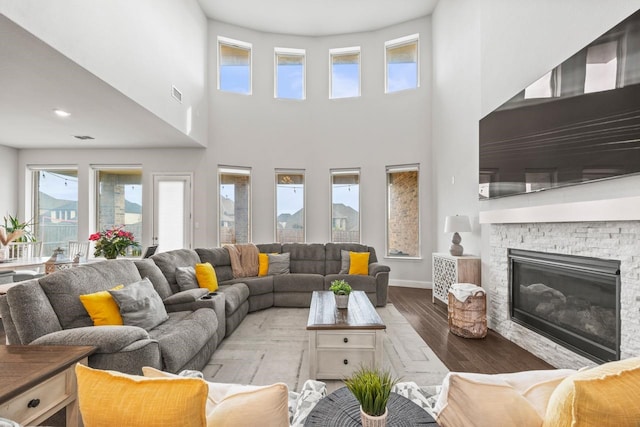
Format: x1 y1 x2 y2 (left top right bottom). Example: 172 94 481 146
444 215 471 233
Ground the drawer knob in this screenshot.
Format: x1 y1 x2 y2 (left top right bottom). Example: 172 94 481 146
343 337 349 343
27 398 40 408
343 359 349 365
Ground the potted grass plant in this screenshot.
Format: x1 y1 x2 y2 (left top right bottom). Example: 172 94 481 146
344 366 398 427
329 279 352 309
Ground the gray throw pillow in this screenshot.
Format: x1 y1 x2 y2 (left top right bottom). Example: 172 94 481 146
109 278 169 331
339 250 350 274
268 253 290 275
175 266 198 291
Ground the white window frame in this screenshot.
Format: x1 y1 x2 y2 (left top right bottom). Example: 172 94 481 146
330 168 361 243
384 33 420 94
275 169 306 243
217 36 253 95
329 46 361 99
385 164 421 259
274 47 306 100
218 166 252 246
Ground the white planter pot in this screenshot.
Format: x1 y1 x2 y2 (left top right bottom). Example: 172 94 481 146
334 294 349 309
360 406 388 427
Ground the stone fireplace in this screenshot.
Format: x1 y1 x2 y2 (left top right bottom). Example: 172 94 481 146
486 221 640 368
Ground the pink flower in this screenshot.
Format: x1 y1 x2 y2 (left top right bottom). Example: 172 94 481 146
89 233 101 241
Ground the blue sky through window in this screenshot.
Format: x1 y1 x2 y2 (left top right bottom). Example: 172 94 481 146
387 63 418 93
332 184 359 211
220 65 250 94
332 63 359 99
277 64 304 99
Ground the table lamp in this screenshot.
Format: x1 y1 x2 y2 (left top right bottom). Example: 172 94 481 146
444 215 471 256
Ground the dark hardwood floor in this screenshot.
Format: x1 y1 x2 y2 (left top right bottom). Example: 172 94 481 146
389 286 553 374
0 287 553 374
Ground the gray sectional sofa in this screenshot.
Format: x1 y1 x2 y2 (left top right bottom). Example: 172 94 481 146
0 243 389 375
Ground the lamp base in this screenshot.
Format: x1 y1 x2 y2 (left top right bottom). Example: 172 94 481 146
449 232 464 256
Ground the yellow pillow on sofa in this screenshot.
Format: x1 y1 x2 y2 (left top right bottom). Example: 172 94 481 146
348 251 370 275
142 367 289 427
79 284 125 326
195 262 218 292
258 253 269 277
543 357 640 427
76 364 207 427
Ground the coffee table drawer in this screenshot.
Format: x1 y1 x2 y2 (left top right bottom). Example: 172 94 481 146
0 369 69 425
316 331 376 349
316 349 375 377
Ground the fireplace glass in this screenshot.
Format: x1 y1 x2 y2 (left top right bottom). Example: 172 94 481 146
509 249 620 363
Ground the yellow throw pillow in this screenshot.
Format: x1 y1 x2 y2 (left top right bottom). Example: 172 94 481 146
348 251 370 275
76 364 207 427
79 285 125 326
195 262 218 292
543 357 640 427
258 253 269 277
142 367 290 427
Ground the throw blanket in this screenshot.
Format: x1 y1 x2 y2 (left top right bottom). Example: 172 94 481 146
225 243 259 278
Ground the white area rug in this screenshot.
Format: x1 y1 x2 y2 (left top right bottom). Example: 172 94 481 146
202 304 449 392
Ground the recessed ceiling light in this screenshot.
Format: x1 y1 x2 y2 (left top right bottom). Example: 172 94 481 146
53 109 71 117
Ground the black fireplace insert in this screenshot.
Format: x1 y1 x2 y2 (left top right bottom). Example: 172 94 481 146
509 249 620 363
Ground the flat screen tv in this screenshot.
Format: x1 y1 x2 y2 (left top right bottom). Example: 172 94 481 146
479 9 640 199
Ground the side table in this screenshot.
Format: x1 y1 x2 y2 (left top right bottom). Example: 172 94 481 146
304 387 437 426
0 345 95 427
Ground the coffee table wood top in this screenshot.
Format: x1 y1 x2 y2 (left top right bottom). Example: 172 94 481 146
0 345 96 403
307 291 386 330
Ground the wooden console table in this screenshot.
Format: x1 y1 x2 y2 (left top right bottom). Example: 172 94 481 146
0 345 95 426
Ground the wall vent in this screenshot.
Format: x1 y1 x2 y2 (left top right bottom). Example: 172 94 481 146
172 85 183 103
74 135 95 140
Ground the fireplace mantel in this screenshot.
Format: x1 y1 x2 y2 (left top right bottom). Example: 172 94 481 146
479 196 640 224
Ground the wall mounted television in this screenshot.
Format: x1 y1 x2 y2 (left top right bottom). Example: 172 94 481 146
479 9 640 199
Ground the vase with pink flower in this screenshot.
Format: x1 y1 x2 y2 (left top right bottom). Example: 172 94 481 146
89 225 139 259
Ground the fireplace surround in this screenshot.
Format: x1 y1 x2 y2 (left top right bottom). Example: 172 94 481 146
509 249 620 364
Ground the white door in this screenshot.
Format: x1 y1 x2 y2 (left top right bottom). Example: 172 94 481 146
153 174 192 252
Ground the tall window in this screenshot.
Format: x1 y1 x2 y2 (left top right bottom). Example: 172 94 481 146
331 169 360 243
385 34 419 93
386 165 419 257
95 167 143 256
275 48 305 100
330 47 361 99
32 168 78 256
218 36 252 95
219 167 251 245
276 170 305 243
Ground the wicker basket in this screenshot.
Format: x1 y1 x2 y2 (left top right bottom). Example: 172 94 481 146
448 289 487 339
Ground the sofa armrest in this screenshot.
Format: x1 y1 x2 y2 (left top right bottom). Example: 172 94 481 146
163 288 208 306
30 326 151 354
368 262 390 276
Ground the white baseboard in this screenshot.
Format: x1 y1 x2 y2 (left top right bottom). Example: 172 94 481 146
389 280 431 289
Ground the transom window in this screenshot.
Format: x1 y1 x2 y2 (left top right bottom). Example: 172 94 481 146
275 48 306 100
330 47 361 99
385 34 419 93
218 36 252 95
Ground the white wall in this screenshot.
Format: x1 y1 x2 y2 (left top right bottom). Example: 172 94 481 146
432 0 481 257
208 18 433 285
1 0 209 145
0 145 18 218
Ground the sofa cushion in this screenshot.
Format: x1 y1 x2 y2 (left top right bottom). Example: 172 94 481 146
324 274 377 293
76 364 208 427
349 251 370 275
219 283 250 314
134 259 174 300
274 274 324 293
109 278 169 331
151 249 201 294
148 309 219 373
543 357 640 427
257 243 282 254
196 248 233 282
268 253 290 275
435 369 576 427
339 250 350 274
325 243 375 274
39 260 142 329
258 253 269 276
224 276 274 296
176 266 199 291
79 285 125 326
4 280 62 344
283 243 325 275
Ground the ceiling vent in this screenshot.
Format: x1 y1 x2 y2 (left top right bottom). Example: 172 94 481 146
172 85 183 103
74 135 95 140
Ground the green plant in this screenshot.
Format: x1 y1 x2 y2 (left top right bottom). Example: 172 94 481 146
329 279 352 295
344 366 398 417
2 214 36 242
